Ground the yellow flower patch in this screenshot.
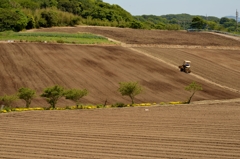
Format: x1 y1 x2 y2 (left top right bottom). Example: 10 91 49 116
169 101 185 105
0 110 7 113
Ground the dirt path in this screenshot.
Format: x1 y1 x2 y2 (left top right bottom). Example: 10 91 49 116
208 32 240 41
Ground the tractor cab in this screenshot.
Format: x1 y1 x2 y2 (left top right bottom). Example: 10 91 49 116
179 60 191 73
183 60 191 68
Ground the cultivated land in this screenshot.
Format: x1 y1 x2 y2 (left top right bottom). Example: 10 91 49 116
0 26 240 158
1 103 240 159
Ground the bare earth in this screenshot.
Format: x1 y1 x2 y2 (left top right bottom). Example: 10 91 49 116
1 102 240 159
1 26 240 159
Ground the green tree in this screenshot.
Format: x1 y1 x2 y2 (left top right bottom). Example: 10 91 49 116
15 0 40 10
17 87 36 108
130 20 144 29
185 81 203 104
0 95 18 108
40 10 58 27
41 85 65 109
118 82 143 104
0 0 11 8
219 17 230 24
14 10 28 31
190 16 206 29
0 9 28 32
26 15 36 29
207 21 219 30
64 88 88 108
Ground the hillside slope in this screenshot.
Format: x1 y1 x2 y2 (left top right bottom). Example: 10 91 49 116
0 43 238 107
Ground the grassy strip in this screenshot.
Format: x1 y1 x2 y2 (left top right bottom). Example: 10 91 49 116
0 101 187 113
0 31 115 45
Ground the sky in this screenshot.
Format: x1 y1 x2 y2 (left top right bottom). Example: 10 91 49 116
103 0 240 18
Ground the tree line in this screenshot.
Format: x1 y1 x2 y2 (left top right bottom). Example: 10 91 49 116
0 0 134 32
135 14 239 33
0 81 202 110
1 0 237 33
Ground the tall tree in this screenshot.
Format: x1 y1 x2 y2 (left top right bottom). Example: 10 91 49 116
185 81 203 104
118 82 143 104
190 16 206 29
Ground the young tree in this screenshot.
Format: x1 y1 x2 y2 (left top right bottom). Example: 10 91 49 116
64 88 88 108
118 82 143 104
17 87 36 108
0 94 18 108
185 81 203 104
40 85 65 109
130 20 144 29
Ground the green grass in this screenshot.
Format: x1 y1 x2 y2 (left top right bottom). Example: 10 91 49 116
0 31 115 44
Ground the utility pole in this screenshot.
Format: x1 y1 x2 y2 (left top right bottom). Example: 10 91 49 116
206 14 208 30
236 10 239 32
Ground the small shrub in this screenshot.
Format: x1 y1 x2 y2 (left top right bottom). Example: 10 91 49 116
160 102 166 105
56 39 64 43
112 102 127 108
97 104 104 108
3 106 11 112
65 106 71 110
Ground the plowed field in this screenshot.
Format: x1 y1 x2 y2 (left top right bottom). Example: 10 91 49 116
1 102 240 159
31 26 240 47
1 43 239 107
134 47 240 92
1 26 240 158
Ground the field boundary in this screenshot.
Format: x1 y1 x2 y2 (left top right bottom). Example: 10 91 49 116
106 37 240 50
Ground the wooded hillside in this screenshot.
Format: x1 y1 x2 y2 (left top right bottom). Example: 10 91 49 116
0 0 239 33
0 0 134 31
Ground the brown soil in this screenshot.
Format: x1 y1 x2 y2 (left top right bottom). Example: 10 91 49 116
0 43 239 107
1 26 240 158
31 26 240 47
1 102 240 159
133 47 240 92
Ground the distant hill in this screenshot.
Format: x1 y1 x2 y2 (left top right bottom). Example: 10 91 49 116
225 16 240 22
0 0 134 31
133 14 220 30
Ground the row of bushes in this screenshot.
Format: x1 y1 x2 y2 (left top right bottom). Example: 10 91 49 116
0 82 145 110
0 81 202 114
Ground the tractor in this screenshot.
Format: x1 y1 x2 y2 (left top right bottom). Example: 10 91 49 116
179 60 191 73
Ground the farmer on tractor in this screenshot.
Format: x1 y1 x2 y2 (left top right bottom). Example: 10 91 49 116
179 60 191 73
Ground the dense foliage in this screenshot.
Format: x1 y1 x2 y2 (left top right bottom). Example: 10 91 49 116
134 14 239 33
0 0 239 33
0 0 134 31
